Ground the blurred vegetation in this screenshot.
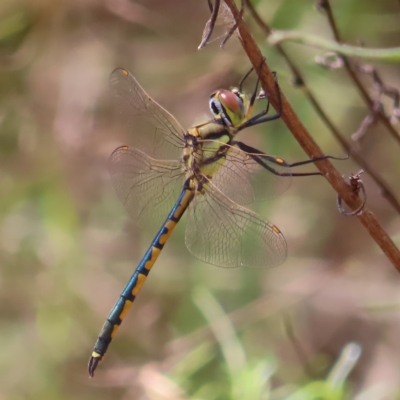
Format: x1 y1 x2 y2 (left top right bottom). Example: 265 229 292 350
1 0 400 399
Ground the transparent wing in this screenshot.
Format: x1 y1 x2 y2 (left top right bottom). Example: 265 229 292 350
110 68 185 160
109 146 183 231
185 180 287 269
200 141 292 206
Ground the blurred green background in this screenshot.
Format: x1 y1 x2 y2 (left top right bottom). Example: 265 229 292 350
1 0 400 399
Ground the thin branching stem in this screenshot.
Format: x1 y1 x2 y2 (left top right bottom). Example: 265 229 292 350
269 30 400 62
319 0 400 145
245 0 400 214
357 64 400 126
224 0 400 271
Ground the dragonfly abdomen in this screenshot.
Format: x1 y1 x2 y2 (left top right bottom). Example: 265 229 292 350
88 182 194 377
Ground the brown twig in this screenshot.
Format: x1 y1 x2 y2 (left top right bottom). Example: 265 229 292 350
317 0 400 146
224 0 400 271
357 64 400 126
245 0 400 214
351 102 382 142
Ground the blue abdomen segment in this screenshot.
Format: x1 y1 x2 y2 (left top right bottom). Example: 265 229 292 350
88 184 194 376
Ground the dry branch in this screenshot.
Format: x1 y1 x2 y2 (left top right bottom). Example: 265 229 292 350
245 0 400 215
223 0 400 271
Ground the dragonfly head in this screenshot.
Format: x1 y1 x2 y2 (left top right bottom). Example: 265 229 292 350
209 88 249 127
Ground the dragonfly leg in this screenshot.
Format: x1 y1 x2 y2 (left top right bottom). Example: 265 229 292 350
235 140 347 177
238 71 282 131
238 65 255 93
241 58 267 122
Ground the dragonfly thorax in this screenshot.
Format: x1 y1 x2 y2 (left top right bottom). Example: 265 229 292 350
209 88 249 128
183 127 231 189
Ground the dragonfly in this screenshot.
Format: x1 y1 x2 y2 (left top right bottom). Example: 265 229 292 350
88 66 338 376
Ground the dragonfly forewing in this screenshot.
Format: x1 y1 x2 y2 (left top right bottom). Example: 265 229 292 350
110 68 185 160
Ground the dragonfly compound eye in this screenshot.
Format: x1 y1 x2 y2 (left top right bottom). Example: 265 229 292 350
209 89 245 127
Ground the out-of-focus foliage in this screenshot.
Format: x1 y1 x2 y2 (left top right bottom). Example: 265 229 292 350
1 0 400 399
